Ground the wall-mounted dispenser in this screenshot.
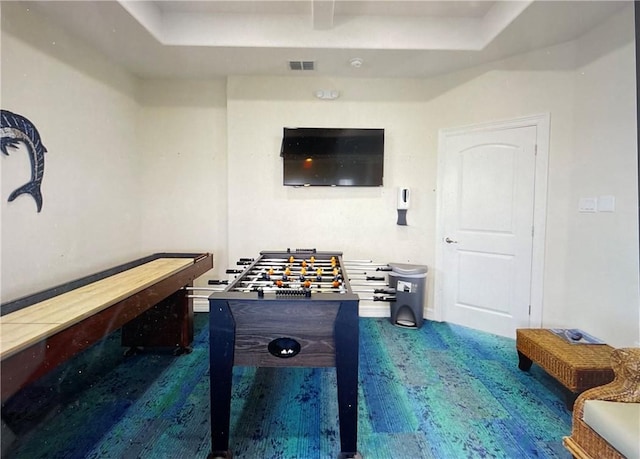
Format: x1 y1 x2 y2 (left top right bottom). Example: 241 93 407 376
397 187 410 225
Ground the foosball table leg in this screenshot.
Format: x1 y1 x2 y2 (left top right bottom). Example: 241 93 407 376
208 451 233 459
334 299 362 459
209 300 236 458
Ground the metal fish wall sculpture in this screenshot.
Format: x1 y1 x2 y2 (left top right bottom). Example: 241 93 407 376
1 110 47 212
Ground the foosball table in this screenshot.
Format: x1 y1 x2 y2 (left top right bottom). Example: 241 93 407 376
207 249 362 459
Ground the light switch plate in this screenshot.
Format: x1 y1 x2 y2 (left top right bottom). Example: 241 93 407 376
598 195 615 212
578 197 597 212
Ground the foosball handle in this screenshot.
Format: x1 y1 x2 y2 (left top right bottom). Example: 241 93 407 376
287 247 317 254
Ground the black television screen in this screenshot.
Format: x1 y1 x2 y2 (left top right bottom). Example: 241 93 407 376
280 127 384 186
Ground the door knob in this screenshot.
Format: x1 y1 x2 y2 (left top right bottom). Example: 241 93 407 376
445 237 458 244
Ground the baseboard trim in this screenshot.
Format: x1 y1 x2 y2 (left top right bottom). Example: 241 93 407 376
194 298 209 313
358 302 390 318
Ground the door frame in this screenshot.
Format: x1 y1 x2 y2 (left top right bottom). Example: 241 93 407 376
433 114 550 330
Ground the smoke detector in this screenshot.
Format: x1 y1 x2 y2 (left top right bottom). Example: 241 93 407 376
314 89 339 100
349 58 363 68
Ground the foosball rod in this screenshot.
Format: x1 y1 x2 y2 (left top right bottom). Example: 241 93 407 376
232 279 389 287
351 287 396 294
238 260 385 269
356 296 396 302
240 265 389 275
259 258 342 264
185 287 227 292
226 286 348 294
237 273 387 282
187 294 210 299
253 260 389 270
343 261 391 267
343 267 392 273
348 275 387 281
220 288 394 301
246 262 389 271
230 276 382 284
237 256 385 265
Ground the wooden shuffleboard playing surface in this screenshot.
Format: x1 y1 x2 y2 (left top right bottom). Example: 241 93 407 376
0 258 193 360
1 252 213 402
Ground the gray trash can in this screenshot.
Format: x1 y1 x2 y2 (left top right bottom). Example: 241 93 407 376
388 263 428 329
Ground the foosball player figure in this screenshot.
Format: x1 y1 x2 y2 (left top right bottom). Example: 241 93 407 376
289 255 295 264
316 268 323 281
303 279 311 289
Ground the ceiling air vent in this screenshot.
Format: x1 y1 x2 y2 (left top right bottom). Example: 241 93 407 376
289 61 315 71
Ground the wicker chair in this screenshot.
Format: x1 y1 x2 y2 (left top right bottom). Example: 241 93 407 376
563 348 640 459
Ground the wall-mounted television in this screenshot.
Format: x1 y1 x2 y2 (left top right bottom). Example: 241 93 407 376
280 127 384 187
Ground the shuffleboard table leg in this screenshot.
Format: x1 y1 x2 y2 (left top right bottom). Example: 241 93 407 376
209 299 236 459
123 346 143 357
334 300 362 459
173 346 192 356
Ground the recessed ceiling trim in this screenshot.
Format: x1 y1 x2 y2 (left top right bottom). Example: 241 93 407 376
312 0 335 30
480 1 533 46
22 1 629 80
117 0 164 42
116 0 533 52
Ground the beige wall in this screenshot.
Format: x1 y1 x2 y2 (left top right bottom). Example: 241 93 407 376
137 80 228 283
226 77 434 263
1 3 638 346
1 4 142 300
562 7 638 345
423 4 639 347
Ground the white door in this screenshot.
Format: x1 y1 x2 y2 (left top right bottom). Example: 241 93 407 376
439 123 538 338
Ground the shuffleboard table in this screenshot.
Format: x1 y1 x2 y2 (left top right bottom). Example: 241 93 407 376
0 252 213 402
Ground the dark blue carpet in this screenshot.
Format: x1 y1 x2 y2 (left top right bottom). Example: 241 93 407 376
2 315 572 458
